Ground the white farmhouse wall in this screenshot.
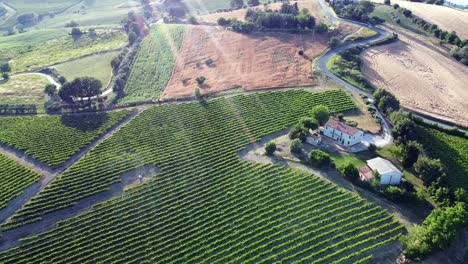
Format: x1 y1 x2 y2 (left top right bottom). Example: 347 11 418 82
380 172 402 185
323 126 363 147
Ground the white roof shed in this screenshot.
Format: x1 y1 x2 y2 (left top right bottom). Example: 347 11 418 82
367 157 403 185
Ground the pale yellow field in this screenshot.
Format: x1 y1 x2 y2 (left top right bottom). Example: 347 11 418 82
361 26 468 127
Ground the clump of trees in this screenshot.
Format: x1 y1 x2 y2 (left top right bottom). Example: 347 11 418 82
122 11 148 45
59 77 103 104
112 41 141 100
373 88 400 115
17 12 39 27
245 3 316 30
289 124 309 142
290 138 303 154
335 1 375 22
298 117 319 130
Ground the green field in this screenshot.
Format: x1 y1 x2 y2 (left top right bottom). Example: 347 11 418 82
415 126 468 190
34 0 141 29
183 0 270 14
0 153 41 209
0 31 126 73
54 50 120 85
0 89 401 263
370 4 429 36
0 110 130 167
118 24 185 104
0 74 49 111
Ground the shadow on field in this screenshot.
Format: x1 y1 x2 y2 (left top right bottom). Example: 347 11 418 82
60 112 110 132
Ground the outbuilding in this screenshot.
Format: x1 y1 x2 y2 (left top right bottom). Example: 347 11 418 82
366 157 403 185
323 119 363 147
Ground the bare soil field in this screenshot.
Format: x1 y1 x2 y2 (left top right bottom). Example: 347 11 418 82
162 26 328 98
361 26 468 127
372 0 468 39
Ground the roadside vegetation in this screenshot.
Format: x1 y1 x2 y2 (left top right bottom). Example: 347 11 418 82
0 110 130 166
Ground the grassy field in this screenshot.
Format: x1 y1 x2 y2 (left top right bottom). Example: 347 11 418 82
0 74 49 111
0 153 41 209
345 27 378 43
54 50 120 85
326 53 374 94
118 24 185 104
0 110 130 167
370 5 430 37
34 0 141 29
1 0 81 29
0 31 126 73
415 126 468 191
184 0 269 14
0 89 401 263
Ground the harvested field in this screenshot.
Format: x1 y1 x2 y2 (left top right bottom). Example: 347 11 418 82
163 26 328 98
197 3 282 24
372 0 468 39
361 26 468 127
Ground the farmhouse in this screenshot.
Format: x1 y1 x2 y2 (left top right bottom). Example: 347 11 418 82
306 131 322 146
362 157 403 185
323 119 363 147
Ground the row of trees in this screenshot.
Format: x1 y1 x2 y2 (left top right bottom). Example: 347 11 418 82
245 3 316 30
56 77 103 104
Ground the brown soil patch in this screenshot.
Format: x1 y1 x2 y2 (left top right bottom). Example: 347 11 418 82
361 26 468 127
162 25 328 99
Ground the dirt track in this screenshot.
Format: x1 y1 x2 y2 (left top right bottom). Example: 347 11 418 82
361 26 468 127
162 26 328 98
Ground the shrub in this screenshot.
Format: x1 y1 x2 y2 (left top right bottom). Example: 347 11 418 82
0 62 11 72
345 120 358 127
368 143 377 152
196 76 206 85
187 16 198 24
298 50 304 56
265 141 276 155
336 113 344 121
414 156 444 185
384 0 391 5
217 17 231 26
289 124 309 142
298 117 318 130
308 150 331 167
205 58 214 66
315 23 328 33
290 139 303 154
329 36 341 48
393 4 399 9
194 87 202 100
340 163 359 181
1 73 8 80
310 105 330 125
382 186 406 202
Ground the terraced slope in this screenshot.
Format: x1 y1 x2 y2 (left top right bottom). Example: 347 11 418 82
0 90 401 263
0 110 130 167
0 153 41 209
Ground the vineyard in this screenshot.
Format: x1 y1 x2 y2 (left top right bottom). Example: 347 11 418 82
0 153 41 209
118 25 185 104
0 111 130 167
0 89 401 263
415 126 468 190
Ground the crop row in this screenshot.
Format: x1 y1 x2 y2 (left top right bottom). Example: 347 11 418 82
0 89 399 263
0 110 131 166
0 153 41 209
118 24 185 104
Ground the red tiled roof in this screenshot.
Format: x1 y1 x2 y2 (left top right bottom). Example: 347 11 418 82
325 119 361 136
359 165 374 181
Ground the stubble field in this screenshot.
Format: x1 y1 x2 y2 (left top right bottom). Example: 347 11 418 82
361 26 468 127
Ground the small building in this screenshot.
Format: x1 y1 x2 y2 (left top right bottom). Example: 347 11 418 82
306 131 322 146
359 165 374 182
366 157 403 185
323 119 364 147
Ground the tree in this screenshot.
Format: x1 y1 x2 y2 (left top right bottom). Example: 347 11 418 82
248 0 260 6
290 139 303 154
194 87 202 100
384 0 391 5
265 141 276 155
17 12 38 26
315 23 328 33
71 27 83 40
310 105 330 125
1 72 9 80
329 36 341 48
340 163 359 181
196 76 206 85
390 111 416 145
231 0 244 8
0 62 10 72
414 156 444 185
187 16 198 24
402 9 412 18
297 8 315 29
128 31 138 45
373 88 399 115
299 117 318 130
59 77 102 104
217 17 231 26
205 58 214 66
308 150 331 167
368 143 377 153
289 124 309 142
402 141 421 168
44 84 57 96
393 4 400 9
